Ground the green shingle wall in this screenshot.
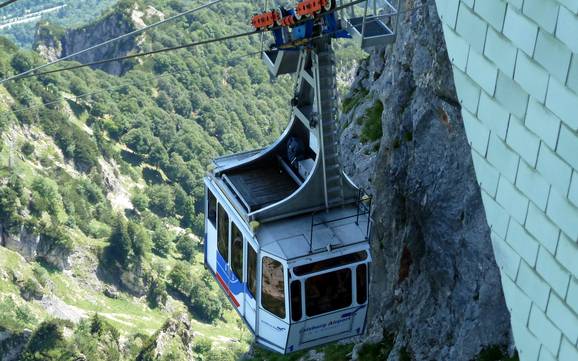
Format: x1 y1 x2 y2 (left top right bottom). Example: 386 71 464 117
434 0 578 359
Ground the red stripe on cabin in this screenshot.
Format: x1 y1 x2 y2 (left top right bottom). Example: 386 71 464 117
216 273 241 308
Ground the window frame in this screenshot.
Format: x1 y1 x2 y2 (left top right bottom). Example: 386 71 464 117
207 189 217 227
247 242 258 298
290 280 302 322
356 264 368 305
230 222 244 281
260 255 287 320
217 203 229 260
304 267 353 318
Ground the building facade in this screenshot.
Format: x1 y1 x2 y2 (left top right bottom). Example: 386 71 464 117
433 0 578 360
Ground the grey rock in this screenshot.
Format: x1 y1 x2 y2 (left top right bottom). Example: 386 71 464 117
340 2 511 360
0 222 71 271
33 10 142 76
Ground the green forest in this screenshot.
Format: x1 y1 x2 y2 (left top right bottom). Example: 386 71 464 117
0 0 366 359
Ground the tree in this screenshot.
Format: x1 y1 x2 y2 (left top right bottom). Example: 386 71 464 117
131 191 150 212
176 233 195 263
147 277 168 309
148 140 169 167
107 216 131 266
152 225 173 257
20 141 35 156
147 185 175 217
127 221 152 260
168 262 194 295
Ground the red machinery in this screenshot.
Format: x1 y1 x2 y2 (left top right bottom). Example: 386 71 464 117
251 0 333 31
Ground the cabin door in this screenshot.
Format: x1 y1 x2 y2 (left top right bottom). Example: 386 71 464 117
244 241 258 331
228 221 245 316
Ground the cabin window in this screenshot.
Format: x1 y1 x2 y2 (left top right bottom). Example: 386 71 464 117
207 190 217 226
305 268 352 317
217 204 229 259
356 264 367 304
262 257 286 319
291 280 302 322
293 251 367 276
231 223 243 280
247 244 257 297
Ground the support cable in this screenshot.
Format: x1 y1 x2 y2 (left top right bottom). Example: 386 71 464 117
7 51 261 115
1 30 256 83
0 0 224 84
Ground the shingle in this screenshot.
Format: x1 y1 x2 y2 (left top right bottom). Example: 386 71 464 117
442 23 470 71
537 247 571 297
511 321 541 361
537 144 572 196
436 0 461 28
501 271 531 322
495 72 529 119
525 98 561 150
507 219 539 266
546 79 578 130
462 109 490 155
556 6 578 53
492 232 521 280
567 277 578 315
507 116 541 167
559 337 578 361
452 68 481 113
556 0 578 14
523 0 560 34
528 304 562 355
547 294 578 343
569 172 578 208
538 347 556 361
547 189 578 241
526 204 560 254
484 27 518 77
556 125 578 170
467 49 499 95
514 52 549 102
481 190 511 239
487 134 520 184
517 160 550 210
567 54 578 95
534 30 572 84
503 6 539 55
505 0 524 10
557 233 578 278
471 149 500 197
478 92 510 139
474 0 508 31
456 4 488 54
518 260 552 311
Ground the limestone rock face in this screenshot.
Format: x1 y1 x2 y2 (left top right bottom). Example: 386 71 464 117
136 313 197 361
0 223 71 271
0 329 31 361
33 4 163 76
340 1 512 360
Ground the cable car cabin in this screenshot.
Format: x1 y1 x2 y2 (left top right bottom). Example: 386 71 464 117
204 152 372 353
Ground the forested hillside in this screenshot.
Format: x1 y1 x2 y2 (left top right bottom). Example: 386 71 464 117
0 0 365 359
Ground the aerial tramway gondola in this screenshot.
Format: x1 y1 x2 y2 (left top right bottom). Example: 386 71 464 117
204 0 399 354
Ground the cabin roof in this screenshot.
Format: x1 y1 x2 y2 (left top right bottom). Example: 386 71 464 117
256 205 370 261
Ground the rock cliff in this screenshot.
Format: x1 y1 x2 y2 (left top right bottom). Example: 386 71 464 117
0 223 71 271
340 1 512 360
33 4 164 76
